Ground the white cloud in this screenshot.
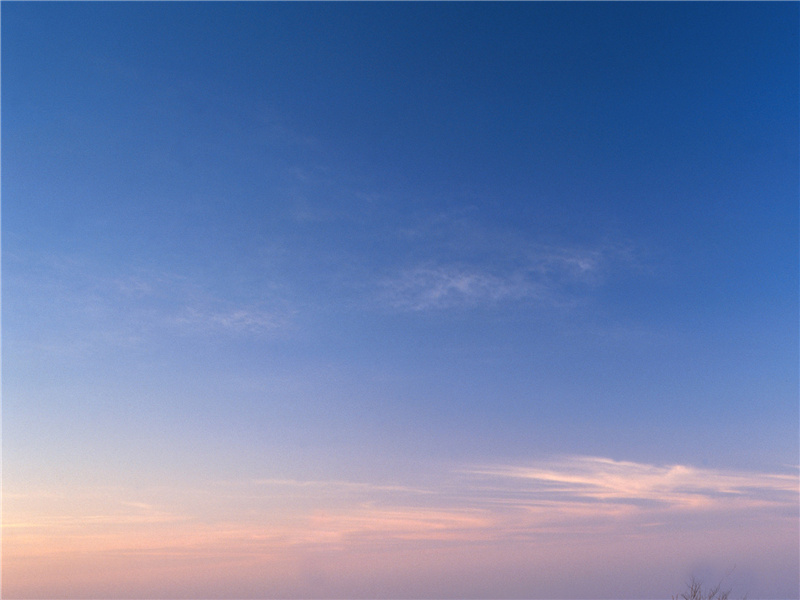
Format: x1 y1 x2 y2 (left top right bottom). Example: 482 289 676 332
208 457 798 545
378 243 618 312
171 304 292 336
377 204 644 313
465 456 799 513
5 457 796 576
5 251 296 351
379 265 537 311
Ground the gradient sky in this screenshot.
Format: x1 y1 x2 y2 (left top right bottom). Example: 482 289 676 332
2 3 798 599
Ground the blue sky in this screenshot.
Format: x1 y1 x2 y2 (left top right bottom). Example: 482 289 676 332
2 3 798 599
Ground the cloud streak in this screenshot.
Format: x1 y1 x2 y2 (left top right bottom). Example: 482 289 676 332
4 457 796 598
4 251 295 357
377 238 634 312
464 456 798 514
8 456 794 554
170 304 292 336
379 265 531 311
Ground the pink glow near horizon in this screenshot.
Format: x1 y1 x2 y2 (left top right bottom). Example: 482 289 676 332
4 456 797 598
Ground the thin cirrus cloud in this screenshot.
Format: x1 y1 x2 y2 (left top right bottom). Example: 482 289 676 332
169 303 292 336
6 455 796 578
375 206 637 312
4 456 796 598
245 457 799 526
4 251 295 354
378 244 622 312
379 265 533 311
464 456 799 516
112 270 296 338
11 455 794 552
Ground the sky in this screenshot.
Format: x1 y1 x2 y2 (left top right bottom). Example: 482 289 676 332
1 2 798 599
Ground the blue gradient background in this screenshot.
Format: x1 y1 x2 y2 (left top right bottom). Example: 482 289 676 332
2 3 798 598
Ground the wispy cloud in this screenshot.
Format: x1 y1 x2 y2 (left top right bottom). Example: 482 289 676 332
465 456 799 513
219 458 799 536
13 456 789 554
4 251 295 357
114 269 296 338
378 243 626 312
379 265 533 311
245 478 433 496
375 203 645 313
169 303 293 336
4 457 796 598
